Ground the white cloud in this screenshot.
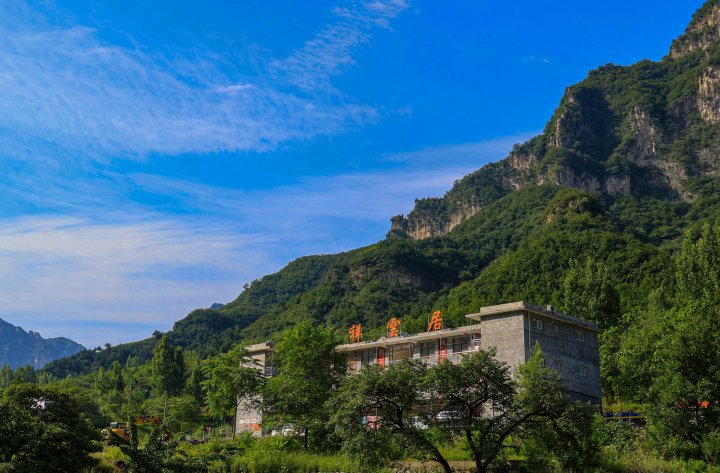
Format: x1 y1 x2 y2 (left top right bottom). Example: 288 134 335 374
272 0 409 93
0 216 278 346
128 134 534 228
0 134 531 347
0 0 408 159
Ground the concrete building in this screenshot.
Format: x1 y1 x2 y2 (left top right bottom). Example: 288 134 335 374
235 301 602 435
466 301 602 405
235 342 274 435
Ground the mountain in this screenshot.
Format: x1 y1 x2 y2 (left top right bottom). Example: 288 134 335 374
0 318 84 369
43 0 720 377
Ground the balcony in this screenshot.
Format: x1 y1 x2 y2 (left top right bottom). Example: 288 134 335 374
348 346 480 374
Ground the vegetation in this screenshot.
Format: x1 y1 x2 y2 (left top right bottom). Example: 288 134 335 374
0 382 101 472
11 1 720 470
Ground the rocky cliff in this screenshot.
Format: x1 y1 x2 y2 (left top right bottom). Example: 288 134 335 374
389 0 720 239
0 318 84 369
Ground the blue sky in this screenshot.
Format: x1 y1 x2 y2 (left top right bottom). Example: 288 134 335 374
0 0 705 347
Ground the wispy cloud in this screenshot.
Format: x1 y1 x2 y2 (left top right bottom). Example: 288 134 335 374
0 0 408 159
271 0 409 93
130 135 532 221
0 216 276 346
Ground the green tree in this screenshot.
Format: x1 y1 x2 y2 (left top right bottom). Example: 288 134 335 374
561 257 620 328
262 321 347 450
514 349 598 471
13 365 36 384
0 382 101 472
201 344 264 437
120 422 199 473
109 360 126 393
151 336 185 422
329 360 451 473
184 351 204 402
622 225 720 460
675 222 720 304
645 301 720 460
0 364 14 390
426 347 596 473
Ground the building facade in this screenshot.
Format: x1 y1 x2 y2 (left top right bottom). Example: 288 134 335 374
235 301 602 435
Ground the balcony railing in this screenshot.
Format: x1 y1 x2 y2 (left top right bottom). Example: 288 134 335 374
348 346 480 374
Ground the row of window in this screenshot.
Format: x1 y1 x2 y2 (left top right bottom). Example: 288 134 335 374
539 358 588 377
356 337 474 364
533 319 585 341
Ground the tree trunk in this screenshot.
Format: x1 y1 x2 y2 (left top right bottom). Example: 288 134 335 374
434 455 452 473
163 393 167 423
304 426 308 451
231 406 237 440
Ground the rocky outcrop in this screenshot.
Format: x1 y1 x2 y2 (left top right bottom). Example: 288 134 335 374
669 1 720 59
699 66 720 123
350 264 426 288
388 1 720 241
546 166 601 194
389 202 481 240
628 106 660 164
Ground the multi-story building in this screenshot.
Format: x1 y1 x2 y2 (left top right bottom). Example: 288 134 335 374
235 301 601 435
235 342 274 435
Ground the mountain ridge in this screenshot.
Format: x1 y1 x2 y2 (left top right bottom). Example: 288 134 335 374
42 0 720 378
389 2 720 240
0 317 84 369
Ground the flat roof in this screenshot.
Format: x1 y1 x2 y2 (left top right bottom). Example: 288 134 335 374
465 301 601 333
246 342 274 354
337 324 481 351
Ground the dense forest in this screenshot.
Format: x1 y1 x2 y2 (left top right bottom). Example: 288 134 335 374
7 0 720 471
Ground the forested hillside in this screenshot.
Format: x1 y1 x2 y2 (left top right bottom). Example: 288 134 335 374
45 0 720 378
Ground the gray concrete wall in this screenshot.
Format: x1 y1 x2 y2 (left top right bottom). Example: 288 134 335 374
479 310 528 370
526 312 602 404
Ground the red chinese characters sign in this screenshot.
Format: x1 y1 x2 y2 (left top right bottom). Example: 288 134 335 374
427 311 443 331
386 317 401 337
349 324 362 343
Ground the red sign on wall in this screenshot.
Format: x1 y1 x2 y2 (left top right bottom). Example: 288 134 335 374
438 341 447 362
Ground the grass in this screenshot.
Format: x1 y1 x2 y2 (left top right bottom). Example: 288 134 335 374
598 446 720 473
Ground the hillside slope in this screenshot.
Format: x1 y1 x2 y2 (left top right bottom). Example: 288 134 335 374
44 0 720 377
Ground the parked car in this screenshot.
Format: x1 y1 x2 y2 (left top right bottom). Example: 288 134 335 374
410 416 429 429
432 410 463 425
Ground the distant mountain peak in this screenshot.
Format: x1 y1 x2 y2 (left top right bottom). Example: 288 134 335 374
0 318 84 369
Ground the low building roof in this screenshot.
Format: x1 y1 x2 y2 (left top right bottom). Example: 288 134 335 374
337 324 481 351
465 301 601 333
246 341 274 354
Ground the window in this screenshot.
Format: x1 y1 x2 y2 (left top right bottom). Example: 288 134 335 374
533 319 543 330
419 341 436 357
553 359 561 368
452 337 469 354
553 324 559 333
575 365 587 377
574 331 585 342
539 358 546 367
359 350 375 366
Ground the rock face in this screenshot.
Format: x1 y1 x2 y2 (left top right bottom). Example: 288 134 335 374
699 66 720 123
388 0 720 240
0 318 84 369
670 1 720 59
